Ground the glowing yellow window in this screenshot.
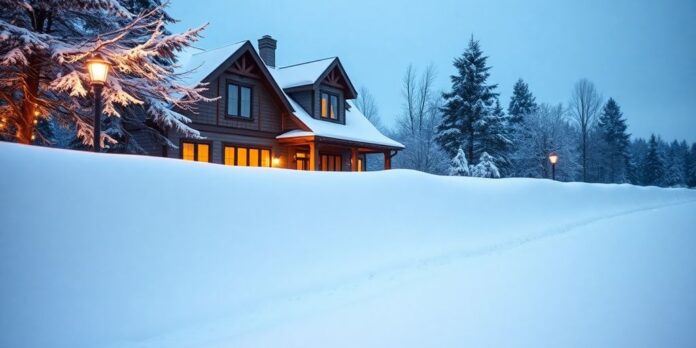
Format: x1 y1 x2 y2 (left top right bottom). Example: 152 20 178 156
357 158 363 172
224 147 235 166
321 93 328 118
182 143 195 161
197 144 209 163
237 147 248 166
249 148 259 167
261 149 271 167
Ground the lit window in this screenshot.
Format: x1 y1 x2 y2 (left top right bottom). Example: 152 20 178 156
296 151 309 170
320 154 342 172
181 141 210 162
182 143 195 161
357 158 363 172
223 145 272 168
237 147 248 166
261 149 271 167
320 92 339 120
227 83 252 118
224 147 235 165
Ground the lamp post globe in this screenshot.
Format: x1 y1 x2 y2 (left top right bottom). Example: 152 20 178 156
548 151 559 180
86 54 111 152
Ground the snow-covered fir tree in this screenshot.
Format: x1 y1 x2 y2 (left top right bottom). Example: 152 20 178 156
436 36 505 167
662 140 688 187
507 78 537 124
448 147 470 176
687 143 696 188
0 0 211 147
642 134 664 186
477 99 512 175
597 98 631 183
471 152 501 178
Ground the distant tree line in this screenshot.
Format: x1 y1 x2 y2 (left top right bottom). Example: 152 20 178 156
356 36 696 188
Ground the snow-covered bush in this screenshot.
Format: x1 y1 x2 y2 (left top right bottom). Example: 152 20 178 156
471 152 501 178
448 147 470 176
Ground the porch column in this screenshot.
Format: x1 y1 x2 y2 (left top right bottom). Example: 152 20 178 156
384 151 391 170
309 142 319 171
351 147 359 172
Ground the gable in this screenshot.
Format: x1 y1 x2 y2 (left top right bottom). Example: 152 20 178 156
316 59 357 99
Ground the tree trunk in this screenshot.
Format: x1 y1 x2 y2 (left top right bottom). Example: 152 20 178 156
18 57 41 144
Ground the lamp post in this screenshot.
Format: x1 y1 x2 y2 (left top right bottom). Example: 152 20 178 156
548 151 558 180
86 54 111 152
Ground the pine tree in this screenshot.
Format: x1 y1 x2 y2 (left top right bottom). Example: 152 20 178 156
662 140 688 187
471 152 501 178
597 98 631 183
478 99 512 175
507 78 537 124
0 0 210 147
448 147 470 176
642 134 664 186
437 36 501 167
686 143 696 188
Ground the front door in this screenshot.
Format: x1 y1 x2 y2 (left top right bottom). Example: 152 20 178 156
295 151 309 170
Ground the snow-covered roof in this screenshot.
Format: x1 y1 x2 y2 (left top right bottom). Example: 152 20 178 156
176 41 246 88
176 41 403 150
274 58 336 89
276 97 404 149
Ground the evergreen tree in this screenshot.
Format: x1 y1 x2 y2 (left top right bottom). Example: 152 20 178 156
687 143 696 188
642 134 664 186
662 140 688 187
448 147 470 176
597 98 631 183
507 78 537 124
477 99 512 175
0 0 210 147
471 152 501 178
437 36 500 166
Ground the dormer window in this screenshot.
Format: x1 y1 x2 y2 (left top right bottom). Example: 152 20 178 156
227 82 252 118
320 91 339 120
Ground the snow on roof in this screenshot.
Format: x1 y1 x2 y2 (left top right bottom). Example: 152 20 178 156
276 98 404 149
176 41 247 88
274 57 336 89
175 41 402 149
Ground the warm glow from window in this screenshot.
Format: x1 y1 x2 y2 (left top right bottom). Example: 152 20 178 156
224 145 271 168
321 93 328 118
182 143 195 161
358 158 363 172
249 148 259 167
238 147 248 166
320 154 342 171
197 144 209 162
272 157 280 167
224 147 235 166
262 149 271 167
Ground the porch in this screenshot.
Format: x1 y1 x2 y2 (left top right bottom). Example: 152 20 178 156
278 135 398 171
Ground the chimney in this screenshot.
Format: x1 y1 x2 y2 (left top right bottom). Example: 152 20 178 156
258 35 277 68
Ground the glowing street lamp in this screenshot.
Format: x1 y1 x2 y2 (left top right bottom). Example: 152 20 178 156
86 54 111 152
548 151 558 180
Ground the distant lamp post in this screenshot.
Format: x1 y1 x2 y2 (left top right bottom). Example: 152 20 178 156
548 151 559 180
86 54 111 152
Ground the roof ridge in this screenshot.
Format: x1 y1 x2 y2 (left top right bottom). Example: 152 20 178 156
192 40 248 56
278 56 336 69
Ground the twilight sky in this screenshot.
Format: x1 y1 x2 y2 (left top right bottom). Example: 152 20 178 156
168 0 696 142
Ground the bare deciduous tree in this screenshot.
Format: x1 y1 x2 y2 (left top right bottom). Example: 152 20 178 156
569 79 602 181
355 86 381 130
393 64 447 173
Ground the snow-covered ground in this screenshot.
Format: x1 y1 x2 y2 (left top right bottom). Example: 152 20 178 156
1 142 695 348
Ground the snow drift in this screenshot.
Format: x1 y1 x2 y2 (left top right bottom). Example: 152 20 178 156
1 142 695 348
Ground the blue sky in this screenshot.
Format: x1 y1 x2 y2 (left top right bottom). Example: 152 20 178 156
169 0 696 142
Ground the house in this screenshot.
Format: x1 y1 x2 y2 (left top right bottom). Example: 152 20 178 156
134 35 403 171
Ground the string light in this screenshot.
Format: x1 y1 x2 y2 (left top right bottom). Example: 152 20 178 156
31 134 36 141
33 119 38 125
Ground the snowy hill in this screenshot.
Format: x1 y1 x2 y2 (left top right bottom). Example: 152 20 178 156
1 142 695 348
